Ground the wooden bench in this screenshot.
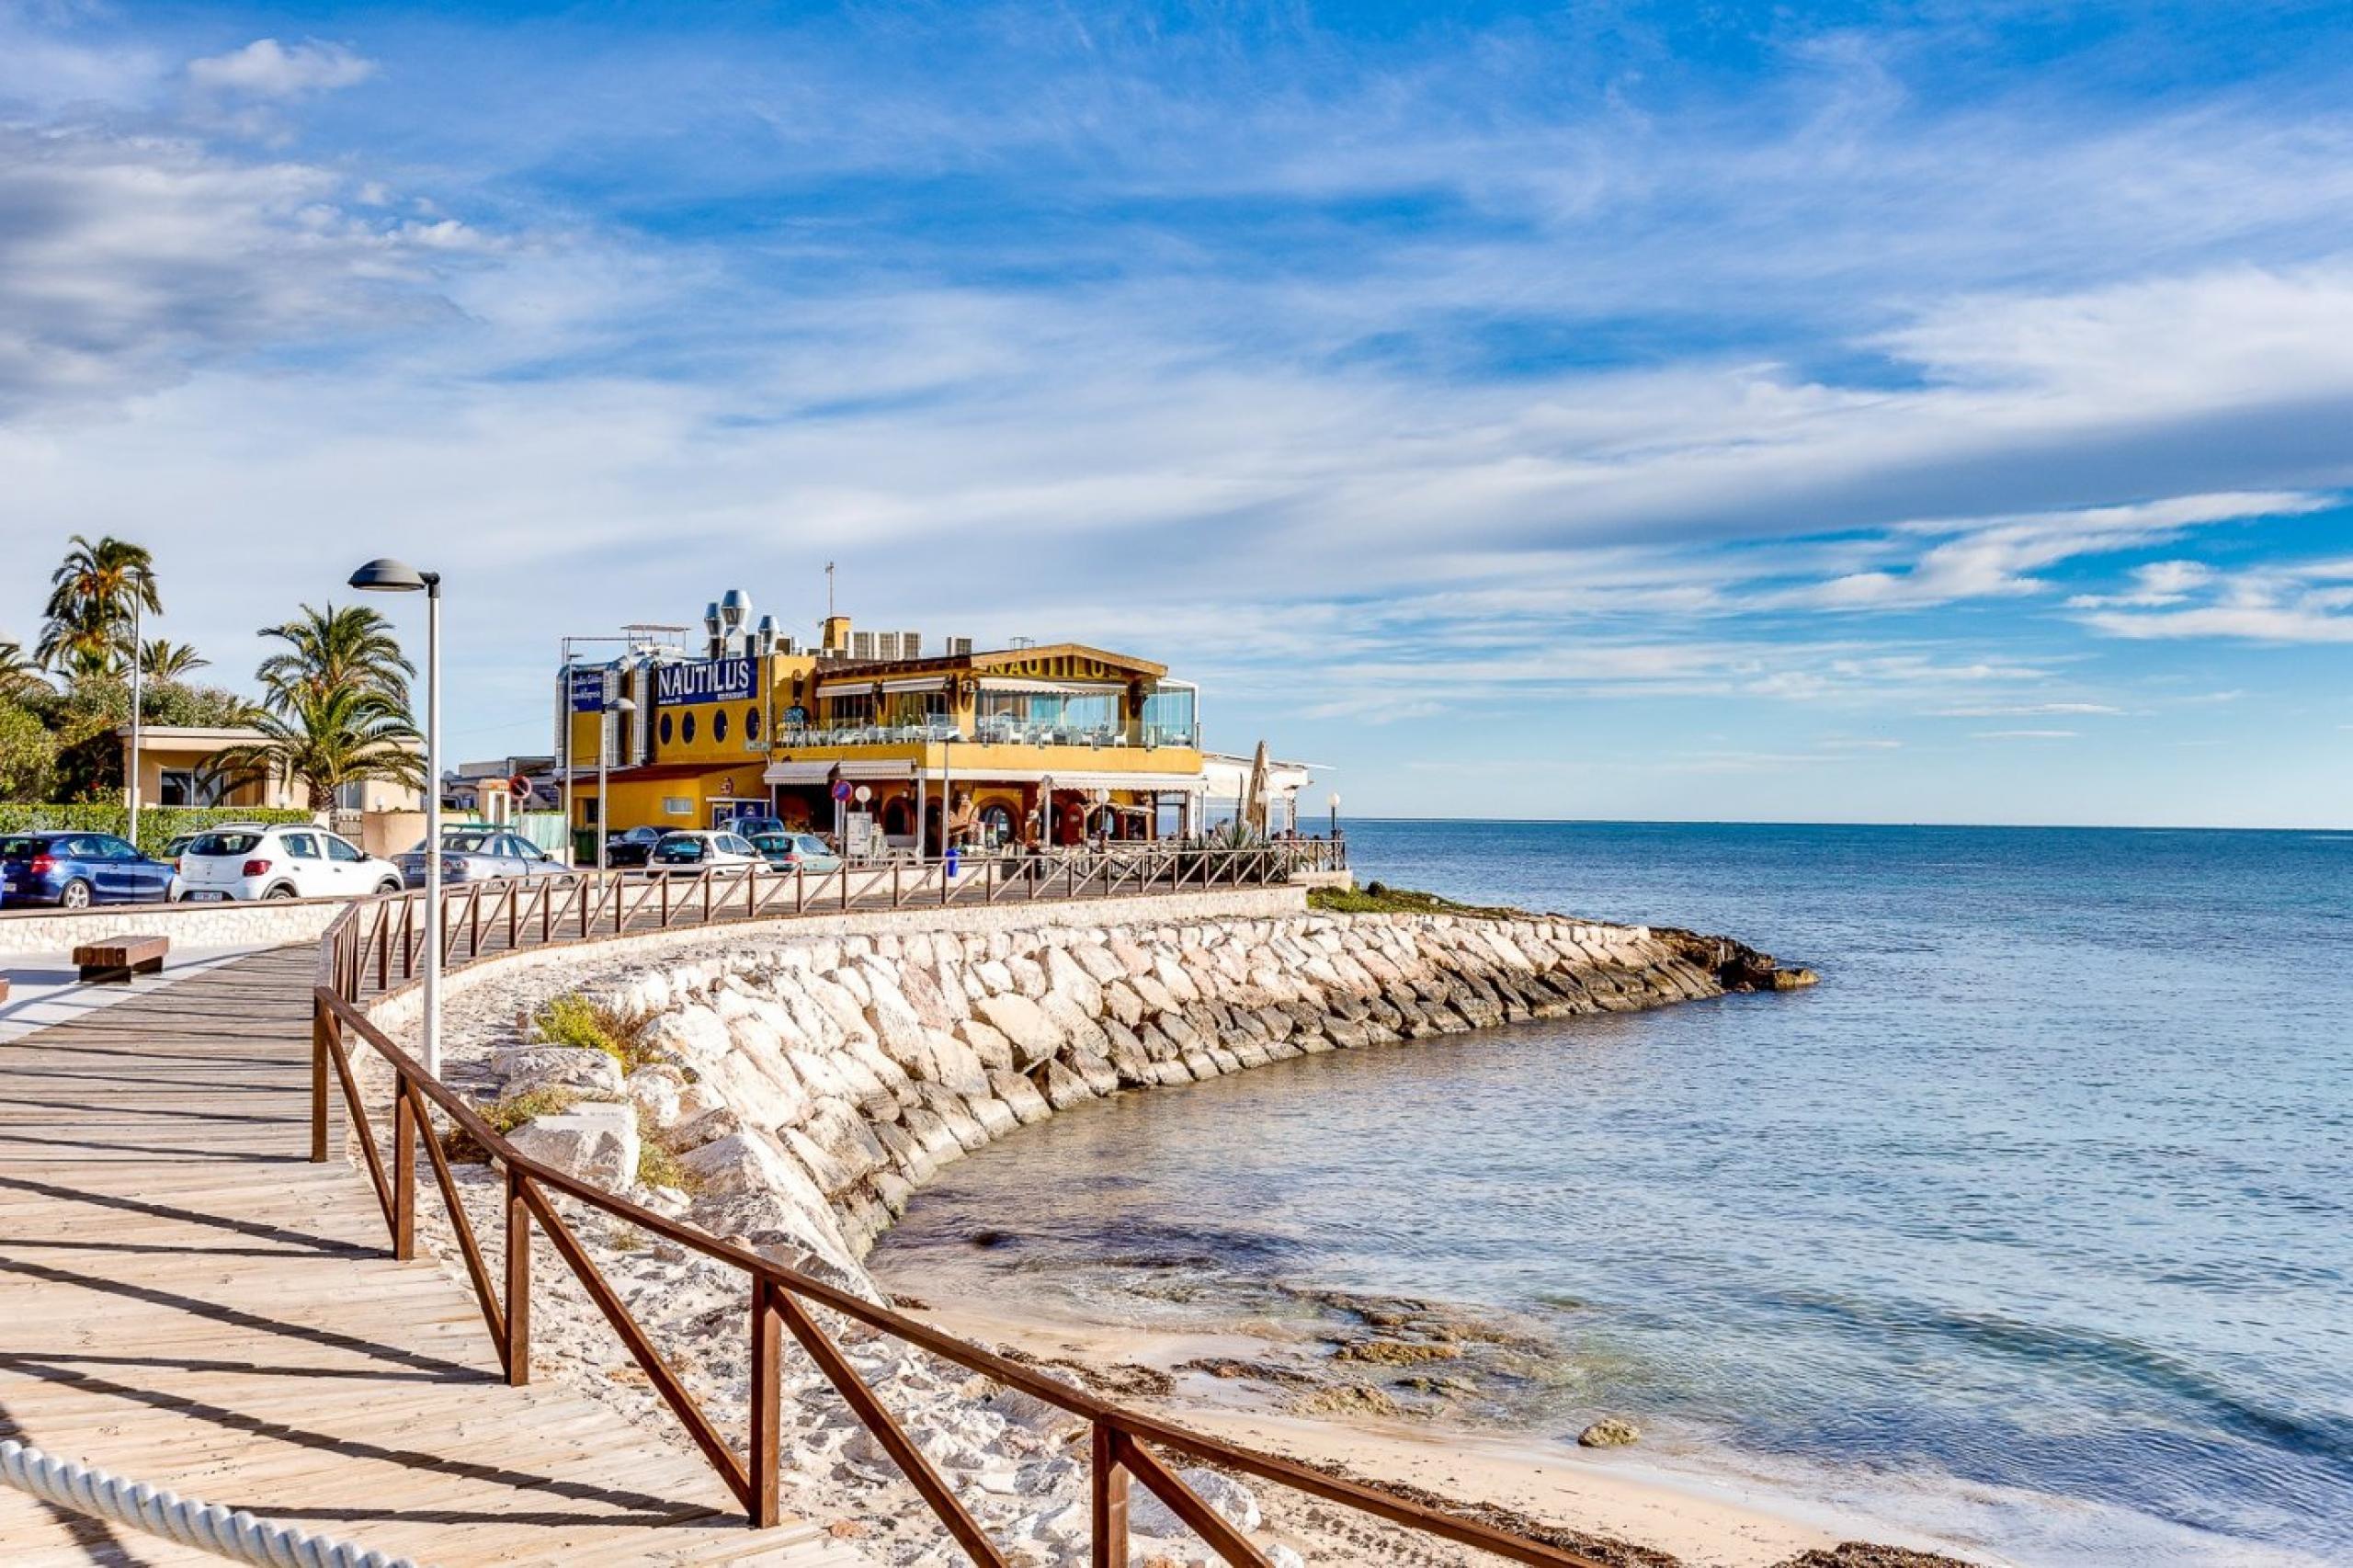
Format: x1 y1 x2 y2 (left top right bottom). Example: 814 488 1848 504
74 934 169 984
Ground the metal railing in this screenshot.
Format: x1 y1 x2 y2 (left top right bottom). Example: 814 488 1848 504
304 834 1612 1567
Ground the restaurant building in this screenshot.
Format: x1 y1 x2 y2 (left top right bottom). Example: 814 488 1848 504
559 593 1225 854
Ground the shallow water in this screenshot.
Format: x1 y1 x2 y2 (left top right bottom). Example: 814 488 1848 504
871 821 2353 1565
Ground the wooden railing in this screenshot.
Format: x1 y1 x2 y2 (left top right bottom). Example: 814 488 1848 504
307 833 1615 1567
323 838 1347 1000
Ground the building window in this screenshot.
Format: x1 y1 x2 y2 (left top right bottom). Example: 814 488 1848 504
659 712 674 745
713 710 729 744
682 712 698 744
745 705 762 741
663 796 693 816
979 802 1016 845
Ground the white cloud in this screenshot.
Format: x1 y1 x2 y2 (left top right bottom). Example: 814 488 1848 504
2065 559 2216 608
0 123 470 416
1933 702 2121 717
1803 495 2324 611
187 39 375 99
2077 558 2353 642
1973 730 2078 739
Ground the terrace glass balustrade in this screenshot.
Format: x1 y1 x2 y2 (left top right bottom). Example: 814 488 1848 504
776 719 1202 750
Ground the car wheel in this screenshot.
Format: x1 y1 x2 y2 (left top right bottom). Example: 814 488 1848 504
376 879 402 895
58 879 93 911
263 884 297 900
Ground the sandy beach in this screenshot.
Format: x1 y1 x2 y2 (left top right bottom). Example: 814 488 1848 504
877 1278 1983 1568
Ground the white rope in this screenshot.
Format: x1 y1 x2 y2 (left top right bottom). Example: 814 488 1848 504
0 1439 421 1568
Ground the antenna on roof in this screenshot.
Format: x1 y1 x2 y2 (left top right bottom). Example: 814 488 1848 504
825 562 835 619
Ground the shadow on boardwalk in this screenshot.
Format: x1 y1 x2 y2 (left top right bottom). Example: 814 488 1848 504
0 945 869 1568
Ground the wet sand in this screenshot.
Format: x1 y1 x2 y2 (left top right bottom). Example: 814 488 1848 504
880 1278 1988 1568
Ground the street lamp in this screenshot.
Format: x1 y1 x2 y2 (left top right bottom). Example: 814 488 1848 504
348 558 442 1074
596 696 637 870
1328 791 1341 839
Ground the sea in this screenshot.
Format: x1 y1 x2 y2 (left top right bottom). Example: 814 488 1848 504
869 821 2353 1566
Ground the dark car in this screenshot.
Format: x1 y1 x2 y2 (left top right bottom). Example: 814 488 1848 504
0 830 177 909
600 825 667 869
718 815 788 841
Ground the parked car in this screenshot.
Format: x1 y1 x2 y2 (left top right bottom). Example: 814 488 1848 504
601 824 667 869
747 831 841 873
157 830 203 901
717 814 788 841
0 830 177 908
650 830 765 869
394 827 574 889
176 825 404 902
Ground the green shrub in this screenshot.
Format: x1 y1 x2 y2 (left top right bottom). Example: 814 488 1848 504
532 993 662 1071
0 802 313 856
1308 882 1525 920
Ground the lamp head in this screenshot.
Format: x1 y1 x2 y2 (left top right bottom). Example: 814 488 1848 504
348 558 434 593
610 697 637 713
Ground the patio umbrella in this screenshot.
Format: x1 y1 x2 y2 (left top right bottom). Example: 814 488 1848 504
1245 741 1270 835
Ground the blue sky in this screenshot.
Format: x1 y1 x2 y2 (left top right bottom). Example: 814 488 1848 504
3 2 2351 825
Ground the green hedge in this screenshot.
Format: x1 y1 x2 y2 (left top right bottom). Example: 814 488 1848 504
0 804 315 856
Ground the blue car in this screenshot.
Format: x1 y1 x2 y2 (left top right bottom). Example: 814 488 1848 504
0 830 178 909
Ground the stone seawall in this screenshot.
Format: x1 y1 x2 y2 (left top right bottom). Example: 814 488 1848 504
451 900 1808 1300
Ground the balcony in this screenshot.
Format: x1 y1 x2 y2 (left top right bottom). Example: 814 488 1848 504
776 721 1201 752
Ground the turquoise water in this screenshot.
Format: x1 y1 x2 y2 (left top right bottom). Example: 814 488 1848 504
873 822 2353 1565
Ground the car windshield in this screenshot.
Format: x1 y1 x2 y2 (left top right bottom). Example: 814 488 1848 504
794 835 831 855
441 830 495 853
188 831 264 856
749 834 791 852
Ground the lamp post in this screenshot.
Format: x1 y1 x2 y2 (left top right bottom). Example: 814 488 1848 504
1329 791 1341 840
127 597 142 846
596 696 637 870
348 559 442 1074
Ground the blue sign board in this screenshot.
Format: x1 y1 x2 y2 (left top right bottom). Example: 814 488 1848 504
655 656 754 707
568 666 613 712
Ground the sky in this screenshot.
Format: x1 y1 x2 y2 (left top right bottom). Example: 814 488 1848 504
3 1 2352 827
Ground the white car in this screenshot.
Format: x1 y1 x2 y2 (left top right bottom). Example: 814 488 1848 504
648 830 766 870
176 824 406 902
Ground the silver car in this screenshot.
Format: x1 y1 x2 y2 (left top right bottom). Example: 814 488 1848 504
395 828 574 888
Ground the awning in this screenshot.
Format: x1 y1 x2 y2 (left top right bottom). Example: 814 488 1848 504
974 677 1128 695
763 760 915 785
814 676 949 698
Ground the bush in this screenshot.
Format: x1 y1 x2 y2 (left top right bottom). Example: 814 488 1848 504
532 993 662 1071
0 704 58 802
0 801 315 855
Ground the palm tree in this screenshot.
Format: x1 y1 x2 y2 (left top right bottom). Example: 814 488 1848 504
140 638 210 682
39 535 159 676
206 686 425 812
255 604 415 714
0 641 50 701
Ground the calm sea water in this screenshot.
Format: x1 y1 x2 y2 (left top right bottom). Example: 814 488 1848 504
872 822 2353 1565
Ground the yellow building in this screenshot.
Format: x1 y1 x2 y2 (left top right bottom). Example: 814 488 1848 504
560 606 1207 854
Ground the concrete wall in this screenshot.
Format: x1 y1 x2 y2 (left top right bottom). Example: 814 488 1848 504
0 896 351 955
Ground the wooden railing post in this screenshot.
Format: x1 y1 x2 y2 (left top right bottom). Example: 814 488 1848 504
309 1004 330 1163
1091 1422 1129 1568
392 1075 416 1260
505 1164 530 1384
749 1278 783 1528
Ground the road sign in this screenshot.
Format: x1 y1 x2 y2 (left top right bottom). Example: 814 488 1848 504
831 779 853 802
507 774 532 802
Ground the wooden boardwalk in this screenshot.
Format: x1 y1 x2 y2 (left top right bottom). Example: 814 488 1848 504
0 946 870 1567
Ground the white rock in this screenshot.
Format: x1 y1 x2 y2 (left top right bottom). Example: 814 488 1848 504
1128 1468 1261 1537
507 1102 639 1187
493 1044 623 1097
973 994 1062 1068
